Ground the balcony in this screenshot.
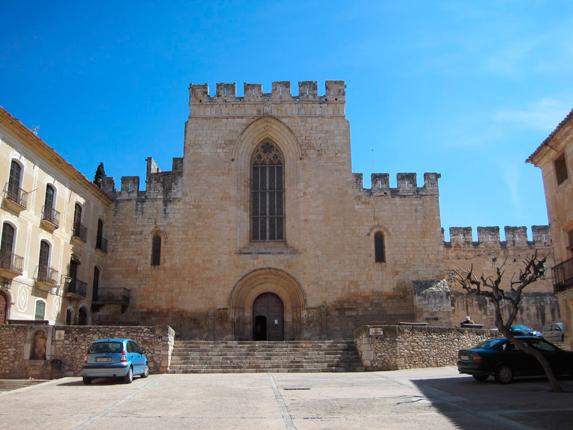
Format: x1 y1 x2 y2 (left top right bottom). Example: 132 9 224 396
2 184 28 214
92 287 130 313
34 265 59 291
40 205 60 232
553 257 573 294
72 224 87 243
0 251 24 280
96 236 108 253
65 279 87 299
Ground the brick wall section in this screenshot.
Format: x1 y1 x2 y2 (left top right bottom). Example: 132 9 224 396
0 324 174 379
354 325 497 370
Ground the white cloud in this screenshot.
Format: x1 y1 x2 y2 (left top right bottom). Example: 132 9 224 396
493 98 571 131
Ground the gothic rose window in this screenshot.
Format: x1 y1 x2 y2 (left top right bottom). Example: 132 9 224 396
251 142 284 241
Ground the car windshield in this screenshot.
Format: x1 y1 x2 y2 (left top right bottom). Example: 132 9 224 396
88 342 123 354
511 325 530 332
475 338 506 350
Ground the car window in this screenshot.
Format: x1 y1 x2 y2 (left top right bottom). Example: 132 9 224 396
476 338 506 350
529 339 557 352
134 342 143 354
89 342 123 354
502 342 516 352
127 341 135 353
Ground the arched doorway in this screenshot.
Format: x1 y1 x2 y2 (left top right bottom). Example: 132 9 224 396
0 291 8 324
78 307 88 325
253 293 284 341
230 268 305 340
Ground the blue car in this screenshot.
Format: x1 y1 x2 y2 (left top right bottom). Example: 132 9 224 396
81 338 149 384
510 324 542 337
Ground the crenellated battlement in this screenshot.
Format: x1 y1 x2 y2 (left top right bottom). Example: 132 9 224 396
353 172 441 197
101 157 183 201
188 81 346 117
443 225 551 248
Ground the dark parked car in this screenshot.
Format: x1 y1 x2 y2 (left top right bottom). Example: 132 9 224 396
81 338 149 384
457 336 573 383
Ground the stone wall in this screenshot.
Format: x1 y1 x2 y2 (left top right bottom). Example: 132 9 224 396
354 324 497 370
0 324 174 379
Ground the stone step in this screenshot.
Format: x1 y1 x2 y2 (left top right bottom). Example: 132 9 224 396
169 367 364 374
168 340 363 374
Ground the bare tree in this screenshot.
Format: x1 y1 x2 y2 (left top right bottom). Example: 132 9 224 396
454 253 563 392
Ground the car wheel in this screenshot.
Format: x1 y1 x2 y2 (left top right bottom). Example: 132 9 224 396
141 365 150 378
495 365 513 384
472 374 488 382
123 366 133 384
82 377 92 385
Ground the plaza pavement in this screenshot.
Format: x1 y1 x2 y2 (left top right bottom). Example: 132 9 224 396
0 366 572 429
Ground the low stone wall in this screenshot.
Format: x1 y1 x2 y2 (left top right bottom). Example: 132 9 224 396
0 324 175 379
354 325 497 370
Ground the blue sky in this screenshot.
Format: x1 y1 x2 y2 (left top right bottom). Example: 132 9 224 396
1 1 572 239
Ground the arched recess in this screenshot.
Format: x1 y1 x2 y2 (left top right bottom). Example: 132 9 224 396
233 117 302 250
0 290 11 324
229 268 305 340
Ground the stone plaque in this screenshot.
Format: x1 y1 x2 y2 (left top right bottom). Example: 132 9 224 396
55 330 65 341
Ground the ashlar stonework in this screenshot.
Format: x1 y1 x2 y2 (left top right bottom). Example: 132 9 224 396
90 81 558 339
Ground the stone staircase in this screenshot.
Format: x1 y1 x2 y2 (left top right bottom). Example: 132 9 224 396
168 340 364 373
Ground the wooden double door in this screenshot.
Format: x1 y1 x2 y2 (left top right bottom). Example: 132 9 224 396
252 293 284 341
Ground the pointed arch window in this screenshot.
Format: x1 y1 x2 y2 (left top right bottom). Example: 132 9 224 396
251 142 284 241
374 231 386 263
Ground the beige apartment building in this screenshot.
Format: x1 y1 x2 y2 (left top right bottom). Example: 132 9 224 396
0 107 111 326
0 81 561 341
528 110 573 348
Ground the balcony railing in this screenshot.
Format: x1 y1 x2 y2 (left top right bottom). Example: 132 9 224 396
96 236 108 253
66 279 87 298
35 265 59 288
93 287 130 313
72 224 87 242
553 257 573 294
0 251 24 278
41 205 60 228
3 183 28 210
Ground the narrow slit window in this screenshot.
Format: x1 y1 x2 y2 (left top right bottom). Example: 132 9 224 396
374 231 386 263
151 234 161 266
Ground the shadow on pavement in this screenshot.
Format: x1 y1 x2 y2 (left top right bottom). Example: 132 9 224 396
411 375 573 430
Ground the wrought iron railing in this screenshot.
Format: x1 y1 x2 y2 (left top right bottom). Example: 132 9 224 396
35 265 59 285
3 183 28 208
66 279 87 297
42 205 60 227
553 257 573 294
72 224 87 242
0 251 24 275
96 236 108 253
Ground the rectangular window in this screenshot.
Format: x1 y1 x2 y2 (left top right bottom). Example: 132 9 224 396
555 155 568 185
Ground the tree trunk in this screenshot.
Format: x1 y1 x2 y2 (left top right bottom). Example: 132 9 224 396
502 330 563 393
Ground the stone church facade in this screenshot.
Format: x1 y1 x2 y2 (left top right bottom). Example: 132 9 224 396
91 81 558 339
1 81 560 340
